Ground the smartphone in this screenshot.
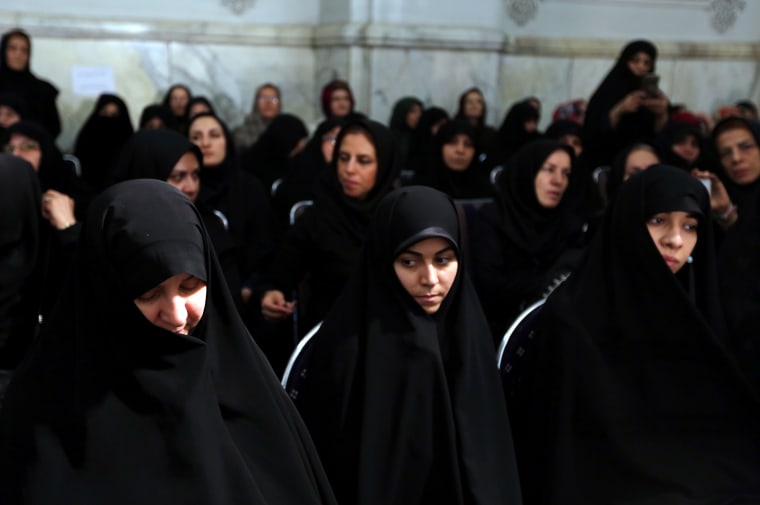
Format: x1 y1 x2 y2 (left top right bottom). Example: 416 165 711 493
699 178 712 194
641 73 660 98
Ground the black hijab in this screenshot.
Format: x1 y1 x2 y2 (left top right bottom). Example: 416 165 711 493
583 39 660 168
411 119 492 199
243 113 308 190
485 99 541 169
0 180 337 505
110 128 202 183
161 83 191 132
607 142 659 204
654 120 703 170
0 29 60 138
73 93 134 194
0 155 40 369
406 106 449 172
514 165 760 504
493 139 578 256
298 185 521 505
710 116 760 209
138 103 175 130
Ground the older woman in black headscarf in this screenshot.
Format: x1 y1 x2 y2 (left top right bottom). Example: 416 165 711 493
410 119 492 199
0 155 40 373
297 185 522 505
260 118 401 335
0 29 60 138
511 165 760 504
73 93 134 194
469 139 587 341
583 39 669 170
0 180 338 505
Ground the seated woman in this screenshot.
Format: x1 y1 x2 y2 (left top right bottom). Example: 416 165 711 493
469 139 587 341
654 118 704 171
0 180 337 505
260 118 400 336
410 119 492 199
454 87 497 153
484 98 541 170
297 185 522 505
233 82 282 149
511 165 760 504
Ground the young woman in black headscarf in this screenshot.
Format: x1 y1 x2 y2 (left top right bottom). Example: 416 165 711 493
484 98 541 170
260 118 401 336
454 87 497 153
297 185 522 505
511 165 760 504
0 179 338 505
469 139 587 341
0 29 60 139
110 128 245 311
73 93 134 195
654 119 704 171
241 113 309 192
410 119 492 199
0 155 40 373
388 96 423 166
583 39 669 170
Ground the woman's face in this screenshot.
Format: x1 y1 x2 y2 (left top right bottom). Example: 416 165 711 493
189 116 226 167
5 133 41 171
321 126 340 163
394 236 458 315
534 149 572 209
189 102 211 119
330 89 352 117
5 34 29 72
442 133 475 171
463 91 484 120
0 105 21 127
99 102 120 118
167 152 201 203
169 87 190 117
646 211 698 273
336 132 378 200
524 119 538 133
624 148 659 181
559 134 583 157
133 273 207 335
406 104 422 129
256 86 281 120
672 134 700 164
627 51 653 77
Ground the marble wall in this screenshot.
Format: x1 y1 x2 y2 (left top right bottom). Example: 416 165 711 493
1 0 759 150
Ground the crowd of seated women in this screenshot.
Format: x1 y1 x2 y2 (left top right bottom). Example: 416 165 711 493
2 26 760 503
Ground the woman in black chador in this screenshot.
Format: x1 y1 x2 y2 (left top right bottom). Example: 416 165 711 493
511 165 760 504
297 185 522 505
0 180 337 505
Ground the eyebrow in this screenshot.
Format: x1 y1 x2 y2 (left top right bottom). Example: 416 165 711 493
399 245 456 257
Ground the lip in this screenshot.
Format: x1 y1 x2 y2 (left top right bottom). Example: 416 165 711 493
545 190 561 200
662 254 680 269
416 294 440 304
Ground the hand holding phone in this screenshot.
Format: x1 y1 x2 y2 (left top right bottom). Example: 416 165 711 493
641 73 660 98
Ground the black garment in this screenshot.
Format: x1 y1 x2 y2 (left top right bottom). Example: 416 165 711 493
0 155 40 370
454 87 497 153
109 128 244 309
406 106 449 172
298 185 522 505
161 84 192 135
272 117 342 231
411 119 493 199
513 165 760 504
606 142 659 206
265 117 401 332
73 93 134 194
583 39 661 169
470 140 586 340
138 103 175 130
0 180 338 505
653 120 704 171
242 113 308 192
0 30 60 138
388 96 423 166
485 99 541 170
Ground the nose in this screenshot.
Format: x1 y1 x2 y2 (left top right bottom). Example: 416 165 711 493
161 295 188 330
662 226 684 249
420 263 438 287
730 146 742 163
344 159 357 174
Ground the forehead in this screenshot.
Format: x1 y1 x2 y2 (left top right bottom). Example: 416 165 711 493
6 34 29 48
258 86 278 96
9 132 33 143
716 126 754 146
403 236 454 254
190 116 222 132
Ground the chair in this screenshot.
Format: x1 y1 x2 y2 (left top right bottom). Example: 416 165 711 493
289 200 313 226
490 165 503 186
497 299 545 399
62 154 82 177
281 322 322 403
271 177 283 198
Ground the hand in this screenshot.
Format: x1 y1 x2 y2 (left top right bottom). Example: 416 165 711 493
241 287 253 304
41 190 76 230
690 169 731 213
617 90 646 114
261 289 295 321
642 91 668 116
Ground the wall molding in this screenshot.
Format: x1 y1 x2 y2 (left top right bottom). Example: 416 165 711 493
1 13 759 59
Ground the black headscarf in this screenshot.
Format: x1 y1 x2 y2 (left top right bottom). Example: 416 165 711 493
513 165 760 504
0 180 337 505
583 39 660 168
493 139 578 256
161 83 192 133
73 93 134 194
0 155 40 369
607 142 659 204
138 103 175 130
653 119 703 170
0 29 60 138
242 113 308 191
710 116 760 209
298 185 522 505
411 119 492 199
485 99 541 169
406 106 449 172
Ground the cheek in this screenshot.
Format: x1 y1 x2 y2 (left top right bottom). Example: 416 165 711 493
187 288 207 321
134 302 158 325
